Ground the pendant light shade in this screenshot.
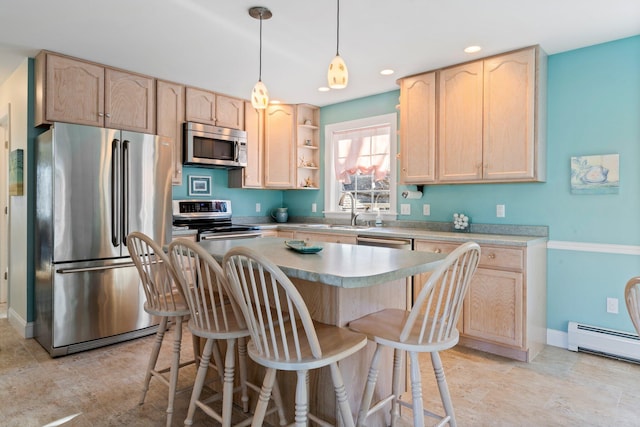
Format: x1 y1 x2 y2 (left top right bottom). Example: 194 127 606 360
249 7 272 109
328 0 348 89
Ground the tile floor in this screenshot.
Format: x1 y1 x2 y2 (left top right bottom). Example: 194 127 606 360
1 317 639 426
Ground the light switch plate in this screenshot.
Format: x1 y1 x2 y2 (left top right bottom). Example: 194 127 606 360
400 204 411 215
423 204 431 216
311 203 317 213
256 203 261 213
496 204 505 218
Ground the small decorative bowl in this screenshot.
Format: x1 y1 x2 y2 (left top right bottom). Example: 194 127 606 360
453 213 471 233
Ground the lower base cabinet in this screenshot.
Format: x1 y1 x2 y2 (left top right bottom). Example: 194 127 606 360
413 238 546 362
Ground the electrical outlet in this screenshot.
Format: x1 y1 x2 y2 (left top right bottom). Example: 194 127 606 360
311 203 317 213
606 297 619 314
423 204 431 216
400 204 411 215
255 203 261 213
496 204 505 218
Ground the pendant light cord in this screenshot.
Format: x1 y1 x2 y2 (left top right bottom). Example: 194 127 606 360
336 0 340 56
259 12 263 81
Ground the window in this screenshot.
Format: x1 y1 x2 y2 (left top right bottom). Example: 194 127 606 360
324 113 397 218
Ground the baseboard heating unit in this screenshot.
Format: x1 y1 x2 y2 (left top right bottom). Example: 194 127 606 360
567 321 640 363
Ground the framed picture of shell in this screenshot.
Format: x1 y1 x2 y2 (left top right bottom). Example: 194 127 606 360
570 154 619 195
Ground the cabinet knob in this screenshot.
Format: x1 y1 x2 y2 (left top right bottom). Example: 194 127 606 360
488 253 496 259
434 248 441 254
98 112 104 117
105 113 111 118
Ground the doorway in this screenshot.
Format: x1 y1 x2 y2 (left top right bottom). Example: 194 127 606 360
0 103 10 319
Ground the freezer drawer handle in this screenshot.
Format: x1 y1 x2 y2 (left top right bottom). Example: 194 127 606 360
57 262 136 274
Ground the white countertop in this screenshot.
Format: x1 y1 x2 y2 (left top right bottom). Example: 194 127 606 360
199 237 445 288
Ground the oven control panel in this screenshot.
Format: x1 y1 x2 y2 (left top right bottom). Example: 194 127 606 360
173 199 232 219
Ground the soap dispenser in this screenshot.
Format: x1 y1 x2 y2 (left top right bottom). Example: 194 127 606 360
375 209 383 227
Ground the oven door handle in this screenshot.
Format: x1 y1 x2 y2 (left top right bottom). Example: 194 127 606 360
200 232 262 241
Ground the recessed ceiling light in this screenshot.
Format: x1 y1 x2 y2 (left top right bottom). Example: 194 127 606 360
380 69 394 76
270 99 281 104
318 87 330 92
464 45 482 54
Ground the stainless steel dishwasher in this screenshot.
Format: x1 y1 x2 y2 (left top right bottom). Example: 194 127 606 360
357 235 413 308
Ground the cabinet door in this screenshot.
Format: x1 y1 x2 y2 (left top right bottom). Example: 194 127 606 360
264 105 296 189
462 268 524 348
156 80 185 185
45 54 105 127
104 68 155 133
216 94 245 130
399 72 436 183
438 61 484 182
185 87 216 125
483 48 536 181
231 102 263 188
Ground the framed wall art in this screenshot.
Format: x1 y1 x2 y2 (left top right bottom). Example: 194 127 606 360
188 175 212 196
570 154 619 195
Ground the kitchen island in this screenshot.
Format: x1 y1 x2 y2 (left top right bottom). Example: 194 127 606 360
198 237 446 426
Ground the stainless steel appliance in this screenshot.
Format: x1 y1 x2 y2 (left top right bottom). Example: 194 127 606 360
183 122 247 169
35 122 172 356
172 199 261 241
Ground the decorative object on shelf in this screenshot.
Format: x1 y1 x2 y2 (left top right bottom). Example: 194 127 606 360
303 177 315 188
271 207 288 223
304 119 312 125
327 0 348 89
453 212 470 232
304 139 312 146
9 149 23 196
249 6 272 109
188 175 211 196
570 154 619 195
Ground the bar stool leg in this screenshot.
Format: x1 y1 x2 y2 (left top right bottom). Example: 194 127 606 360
330 362 356 427
251 367 278 427
140 315 168 405
357 344 383 427
237 337 249 412
294 370 309 427
432 351 457 427
390 348 403 427
166 315 183 427
409 351 425 427
185 338 214 426
222 338 236 427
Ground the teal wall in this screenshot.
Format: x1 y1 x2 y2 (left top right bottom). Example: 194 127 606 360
174 167 284 219
283 36 640 334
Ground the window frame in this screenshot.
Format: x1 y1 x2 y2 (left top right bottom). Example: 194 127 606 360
323 113 398 221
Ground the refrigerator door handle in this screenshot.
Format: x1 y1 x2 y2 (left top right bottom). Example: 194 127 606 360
123 139 130 243
111 138 121 247
56 262 137 274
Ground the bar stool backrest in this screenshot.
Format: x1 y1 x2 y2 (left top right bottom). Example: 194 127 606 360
223 246 322 362
625 276 640 335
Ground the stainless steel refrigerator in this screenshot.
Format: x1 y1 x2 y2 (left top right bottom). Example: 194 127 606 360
35 122 172 356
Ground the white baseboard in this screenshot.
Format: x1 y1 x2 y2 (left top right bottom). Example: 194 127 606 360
547 328 568 349
8 307 34 338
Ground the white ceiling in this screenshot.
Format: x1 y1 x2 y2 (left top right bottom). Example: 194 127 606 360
0 0 638 107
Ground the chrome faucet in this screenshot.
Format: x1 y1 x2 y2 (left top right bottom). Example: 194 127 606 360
338 192 360 226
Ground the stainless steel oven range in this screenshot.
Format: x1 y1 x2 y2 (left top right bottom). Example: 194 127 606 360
172 199 261 241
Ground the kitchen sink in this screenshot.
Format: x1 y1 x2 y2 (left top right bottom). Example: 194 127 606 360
295 223 331 228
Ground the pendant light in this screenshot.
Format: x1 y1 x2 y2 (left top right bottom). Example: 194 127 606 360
249 7 272 109
327 0 348 89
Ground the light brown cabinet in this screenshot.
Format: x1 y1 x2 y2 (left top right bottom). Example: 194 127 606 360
36 51 156 134
156 80 185 185
185 87 245 130
398 45 546 184
229 102 264 188
264 104 296 189
399 71 436 184
413 238 546 362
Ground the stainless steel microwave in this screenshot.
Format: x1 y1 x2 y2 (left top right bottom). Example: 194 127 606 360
183 122 247 168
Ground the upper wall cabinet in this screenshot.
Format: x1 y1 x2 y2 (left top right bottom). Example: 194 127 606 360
399 45 547 184
35 51 156 134
264 104 296 189
229 102 264 189
399 71 436 184
185 87 245 130
156 80 185 185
